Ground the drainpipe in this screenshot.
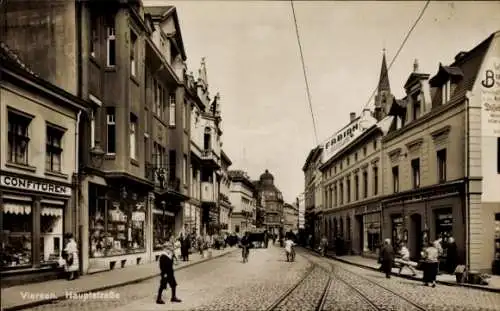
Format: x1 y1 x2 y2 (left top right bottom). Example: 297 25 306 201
464 92 472 272
75 0 83 275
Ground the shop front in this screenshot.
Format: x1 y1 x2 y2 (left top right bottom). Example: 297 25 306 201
84 179 151 274
354 202 382 258
0 173 72 286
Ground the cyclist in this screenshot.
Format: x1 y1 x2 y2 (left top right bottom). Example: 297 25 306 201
284 235 295 262
239 232 251 263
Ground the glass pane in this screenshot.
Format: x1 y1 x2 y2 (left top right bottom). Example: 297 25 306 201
53 153 61 172
40 209 63 263
106 201 127 256
2 208 33 268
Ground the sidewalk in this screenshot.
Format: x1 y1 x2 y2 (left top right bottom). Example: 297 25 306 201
307 247 500 293
1 247 237 311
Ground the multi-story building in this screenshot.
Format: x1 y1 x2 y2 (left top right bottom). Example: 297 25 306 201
254 170 284 236
229 170 256 234
187 58 223 236
219 151 233 232
302 146 322 245
380 31 500 272
0 44 90 285
317 52 390 255
283 203 299 233
143 5 190 259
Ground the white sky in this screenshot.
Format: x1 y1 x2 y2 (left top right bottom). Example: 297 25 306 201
143 0 500 203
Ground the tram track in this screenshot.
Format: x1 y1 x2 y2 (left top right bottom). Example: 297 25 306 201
304 248 429 311
265 253 332 311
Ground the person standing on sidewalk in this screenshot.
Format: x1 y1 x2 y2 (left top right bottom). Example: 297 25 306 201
380 238 395 279
180 233 190 261
156 244 182 304
62 233 79 280
422 241 439 287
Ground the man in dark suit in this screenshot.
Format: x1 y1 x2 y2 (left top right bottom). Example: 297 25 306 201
156 244 182 304
380 238 395 279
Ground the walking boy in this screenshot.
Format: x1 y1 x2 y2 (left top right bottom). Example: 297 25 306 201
156 243 182 304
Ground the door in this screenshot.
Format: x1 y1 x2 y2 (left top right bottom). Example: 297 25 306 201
410 214 422 260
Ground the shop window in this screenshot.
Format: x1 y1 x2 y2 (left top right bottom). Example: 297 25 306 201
40 205 63 263
391 215 404 247
8 109 32 165
363 213 380 253
1 202 33 268
88 184 146 258
437 149 447 183
46 126 64 172
153 211 174 251
435 209 453 241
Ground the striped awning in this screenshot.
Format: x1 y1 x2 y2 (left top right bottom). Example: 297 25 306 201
3 203 31 215
41 207 63 217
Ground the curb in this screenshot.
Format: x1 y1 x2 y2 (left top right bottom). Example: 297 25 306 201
2 248 238 311
304 247 500 293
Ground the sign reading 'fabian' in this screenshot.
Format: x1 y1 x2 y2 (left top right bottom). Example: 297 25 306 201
480 56 500 137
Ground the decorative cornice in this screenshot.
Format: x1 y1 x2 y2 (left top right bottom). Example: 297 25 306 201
406 138 424 150
353 168 360 174
361 163 370 170
388 148 402 158
370 157 380 165
431 125 451 140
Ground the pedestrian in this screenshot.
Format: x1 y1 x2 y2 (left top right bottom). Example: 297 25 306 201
320 235 328 256
380 238 395 278
422 241 439 287
174 237 182 265
181 233 190 261
197 235 204 258
62 233 79 280
156 243 182 304
445 237 458 274
398 243 417 276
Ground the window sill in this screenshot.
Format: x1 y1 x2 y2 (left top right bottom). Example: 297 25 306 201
104 66 116 73
130 75 140 86
130 158 139 167
169 125 176 129
45 170 69 180
105 153 116 160
5 162 36 173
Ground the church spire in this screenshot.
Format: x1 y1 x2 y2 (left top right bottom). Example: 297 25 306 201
377 49 391 93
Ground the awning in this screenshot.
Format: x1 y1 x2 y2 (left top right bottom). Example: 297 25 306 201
41 207 63 217
3 203 31 215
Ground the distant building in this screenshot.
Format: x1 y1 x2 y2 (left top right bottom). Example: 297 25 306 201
297 193 305 230
253 170 285 236
283 203 299 233
228 170 256 234
302 146 323 246
219 151 233 232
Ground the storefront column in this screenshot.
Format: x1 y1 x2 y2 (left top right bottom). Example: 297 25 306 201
33 196 41 268
146 192 154 261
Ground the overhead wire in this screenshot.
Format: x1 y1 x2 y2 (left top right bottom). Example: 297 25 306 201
290 0 319 145
358 0 431 114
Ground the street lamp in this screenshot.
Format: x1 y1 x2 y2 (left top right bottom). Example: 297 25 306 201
90 140 105 168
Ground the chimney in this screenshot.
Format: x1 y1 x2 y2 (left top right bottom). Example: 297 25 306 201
362 108 371 118
350 112 356 122
413 59 419 73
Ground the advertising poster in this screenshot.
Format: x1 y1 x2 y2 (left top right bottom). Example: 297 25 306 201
480 57 500 137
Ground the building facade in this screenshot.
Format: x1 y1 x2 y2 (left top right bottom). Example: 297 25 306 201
380 31 500 272
0 44 89 285
297 193 306 231
302 146 322 246
229 170 256 234
254 170 284 236
219 151 233 232
283 203 299 233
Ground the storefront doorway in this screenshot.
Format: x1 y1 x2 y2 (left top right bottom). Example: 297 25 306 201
391 214 404 248
409 213 422 260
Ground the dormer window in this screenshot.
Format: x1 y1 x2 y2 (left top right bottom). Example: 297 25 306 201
442 80 451 104
412 93 421 121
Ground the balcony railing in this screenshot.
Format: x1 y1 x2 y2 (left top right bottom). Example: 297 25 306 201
145 162 180 192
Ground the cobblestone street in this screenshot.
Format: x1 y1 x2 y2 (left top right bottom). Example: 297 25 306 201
16 246 500 311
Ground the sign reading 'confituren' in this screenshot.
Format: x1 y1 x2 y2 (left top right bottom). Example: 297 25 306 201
0 175 72 196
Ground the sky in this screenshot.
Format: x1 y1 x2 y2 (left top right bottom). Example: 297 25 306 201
143 0 500 203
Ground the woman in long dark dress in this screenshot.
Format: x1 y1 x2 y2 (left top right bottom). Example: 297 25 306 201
380 239 395 278
445 237 457 274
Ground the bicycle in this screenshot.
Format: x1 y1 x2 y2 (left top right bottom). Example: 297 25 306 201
241 246 249 263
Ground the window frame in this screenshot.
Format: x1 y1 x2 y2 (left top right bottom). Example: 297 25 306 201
129 114 138 160
392 166 399 193
411 158 420 188
437 149 447 183
130 30 138 77
106 107 116 154
7 110 32 166
168 93 176 127
106 22 116 67
45 125 65 173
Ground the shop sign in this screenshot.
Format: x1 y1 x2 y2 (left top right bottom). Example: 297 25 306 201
480 57 500 137
0 175 71 196
322 115 377 163
437 213 453 228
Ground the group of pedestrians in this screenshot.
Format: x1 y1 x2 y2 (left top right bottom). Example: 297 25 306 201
379 237 456 288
